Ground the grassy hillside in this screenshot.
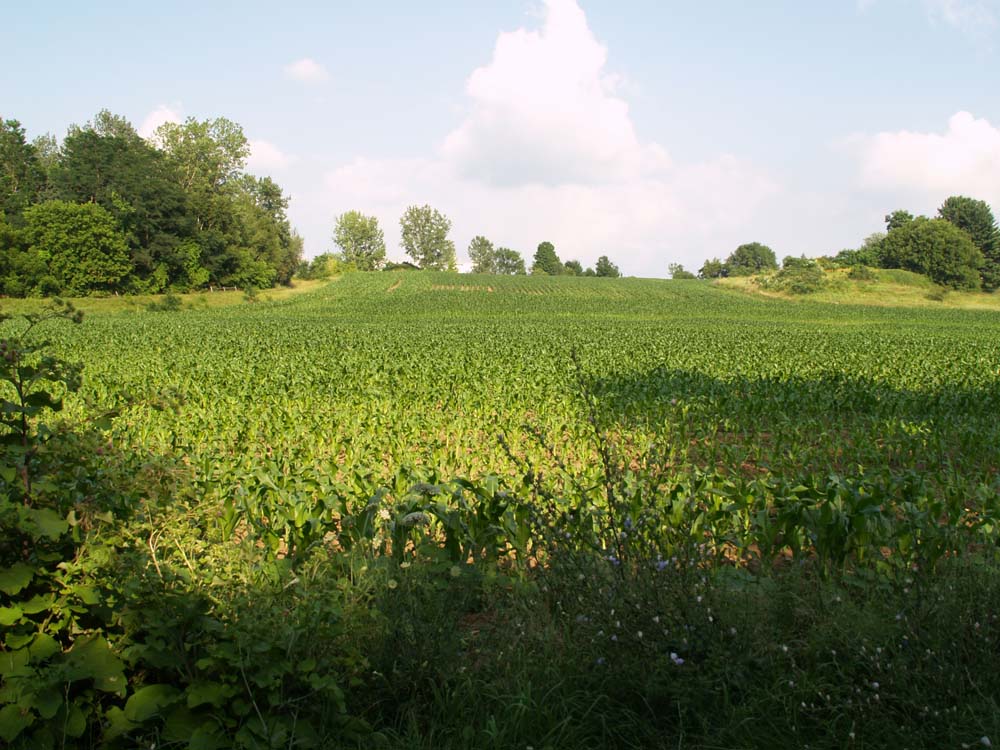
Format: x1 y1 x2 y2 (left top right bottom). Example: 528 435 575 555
718 266 1000 309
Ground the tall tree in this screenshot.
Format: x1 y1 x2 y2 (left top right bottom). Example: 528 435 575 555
0 119 46 224
495 247 526 275
880 217 983 290
468 235 496 274
152 117 249 234
399 204 456 270
54 116 196 291
725 242 777 276
937 196 1000 290
333 210 386 270
531 241 562 275
594 255 621 278
563 259 584 276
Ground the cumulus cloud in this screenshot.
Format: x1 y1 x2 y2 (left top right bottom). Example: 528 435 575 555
138 104 182 139
283 58 329 83
302 0 778 275
853 111 1000 206
247 139 294 172
442 0 669 186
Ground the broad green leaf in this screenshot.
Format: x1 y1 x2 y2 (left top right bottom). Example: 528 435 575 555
0 563 33 595
0 702 33 742
124 684 180 723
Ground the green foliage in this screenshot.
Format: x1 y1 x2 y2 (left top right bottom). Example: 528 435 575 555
726 242 778 276
594 255 621 277
467 235 496 274
880 216 983 290
333 210 386 271
885 209 914 232
937 195 1000 290
3 273 1000 748
531 241 562 275
835 232 885 268
698 257 727 278
848 264 877 281
0 119 46 224
2 111 300 297
22 201 131 296
494 247 526 275
668 262 696 279
563 259 584 276
758 256 826 294
400 205 456 270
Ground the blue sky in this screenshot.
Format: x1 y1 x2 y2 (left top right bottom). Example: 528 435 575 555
3 0 999 275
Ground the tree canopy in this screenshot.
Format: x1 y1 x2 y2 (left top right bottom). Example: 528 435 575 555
400 205 456 271
532 242 562 275
880 217 983 290
495 247 526 275
333 211 386 271
725 242 777 276
468 235 497 274
594 255 621 278
937 196 1000 290
0 111 301 296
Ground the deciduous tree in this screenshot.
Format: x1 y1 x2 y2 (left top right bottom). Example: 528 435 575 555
531 242 562 275
495 247 526 275
880 217 983 290
725 242 777 276
468 235 496 274
399 205 456 270
594 255 621 278
333 210 386 270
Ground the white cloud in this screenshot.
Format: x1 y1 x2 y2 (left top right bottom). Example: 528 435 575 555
247 139 294 172
442 0 669 186
302 0 779 275
138 104 182 139
283 58 329 83
852 111 1000 206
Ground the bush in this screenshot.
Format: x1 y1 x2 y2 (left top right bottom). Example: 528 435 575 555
848 264 877 282
760 258 827 294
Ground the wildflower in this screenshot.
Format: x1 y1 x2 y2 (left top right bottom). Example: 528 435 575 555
387 579 398 589
655 559 669 571
450 565 461 578
595 657 606 666
670 652 684 666
637 631 643 639
399 561 411 569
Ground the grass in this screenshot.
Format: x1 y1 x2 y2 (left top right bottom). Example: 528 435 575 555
718 267 1000 309
0 277 329 315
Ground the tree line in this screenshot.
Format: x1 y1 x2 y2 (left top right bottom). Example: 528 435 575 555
0 111 302 297
684 196 1000 291
300 204 622 279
